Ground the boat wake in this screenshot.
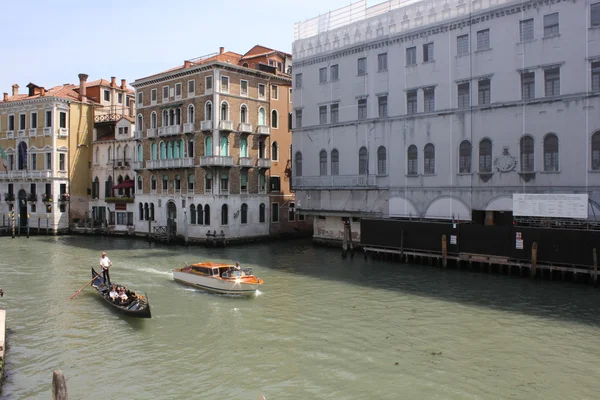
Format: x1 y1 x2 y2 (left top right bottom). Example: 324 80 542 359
135 267 173 278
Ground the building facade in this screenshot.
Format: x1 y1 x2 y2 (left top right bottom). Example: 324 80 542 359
131 45 309 241
0 75 95 231
291 0 600 242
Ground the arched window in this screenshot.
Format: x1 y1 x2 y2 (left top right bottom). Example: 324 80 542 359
160 142 166 159
331 149 339 175
424 143 435 174
92 177 100 199
137 176 142 191
592 131 600 170
220 102 229 121
107 146 112 162
162 110 168 126
137 114 143 131
105 175 113 198
205 136 212 156
169 109 175 125
258 140 266 159
240 105 248 123
319 150 327 176
271 141 279 161
137 144 143 162
150 203 155 220
144 202 149 220
138 202 144 221
117 174 124 196
188 139 195 158
240 173 248 192
151 143 157 160
176 108 181 125
151 112 157 129
205 173 213 194
258 107 266 126
479 139 492 173
544 133 559 171
162 174 168 191
220 136 228 156
205 101 212 121
240 138 248 157
259 172 266 192
167 142 174 159
151 175 157 191
221 204 228 225
123 144 128 161
520 136 534 172
377 146 386 175
241 203 248 224
358 146 368 175
294 151 303 176
259 203 266 223
407 145 418 175
188 104 195 123
188 173 194 191
271 110 278 128
459 140 472 173
116 145 121 162
190 204 196 224
197 204 204 225
242 62 249 67
174 140 180 159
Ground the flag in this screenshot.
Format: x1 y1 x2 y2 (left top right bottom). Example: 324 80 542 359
18 143 27 171
0 145 7 172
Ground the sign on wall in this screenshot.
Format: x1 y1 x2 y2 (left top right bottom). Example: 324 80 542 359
512 194 588 219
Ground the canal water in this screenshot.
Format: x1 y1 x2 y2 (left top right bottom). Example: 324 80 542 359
1 236 600 399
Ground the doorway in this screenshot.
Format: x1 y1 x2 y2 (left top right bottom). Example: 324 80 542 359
18 189 27 227
166 201 177 235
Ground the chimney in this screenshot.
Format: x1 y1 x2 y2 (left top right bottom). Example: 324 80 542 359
129 101 134 118
121 79 126 90
40 87 46 96
11 84 19 96
3 93 7 102
78 73 88 100
184 61 192 68
111 77 116 88
219 47 224 54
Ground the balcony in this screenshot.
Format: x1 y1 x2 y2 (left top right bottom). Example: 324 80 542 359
0 171 25 180
18 130 27 138
42 194 53 203
256 158 271 169
131 161 144 170
27 193 38 202
167 125 182 135
59 194 70 202
133 130 143 140
27 171 53 179
145 158 195 169
239 157 253 168
158 127 167 136
292 174 377 190
29 128 37 137
4 193 14 202
105 196 134 203
146 128 157 138
183 123 195 133
56 171 68 179
199 155 234 167
115 159 131 169
238 123 253 133
200 120 213 131
6 131 14 139
256 125 270 136
43 127 52 136
219 121 233 131
58 128 68 138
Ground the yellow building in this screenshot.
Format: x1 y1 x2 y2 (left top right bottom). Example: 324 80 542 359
0 74 95 232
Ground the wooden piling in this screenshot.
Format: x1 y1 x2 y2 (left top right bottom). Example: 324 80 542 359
593 248 598 286
147 219 151 243
400 230 404 263
441 234 447 268
347 222 354 258
531 242 538 279
52 369 68 400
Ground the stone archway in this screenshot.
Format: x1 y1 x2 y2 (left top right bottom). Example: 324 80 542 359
166 200 177 235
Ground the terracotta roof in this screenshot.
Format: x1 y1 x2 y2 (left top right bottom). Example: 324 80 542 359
80 79 135 94
139 51 244 81
1 84 97 104
241 45 291 59
119 116 135 123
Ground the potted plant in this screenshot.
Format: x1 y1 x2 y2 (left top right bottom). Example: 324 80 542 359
4 193 15 202
42 193 53 203
59 193 70 202
27 193 38 202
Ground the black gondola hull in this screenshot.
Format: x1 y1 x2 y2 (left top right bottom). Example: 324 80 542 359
91 267 152 318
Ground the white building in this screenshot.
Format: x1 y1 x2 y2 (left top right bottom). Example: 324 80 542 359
291 0 600 243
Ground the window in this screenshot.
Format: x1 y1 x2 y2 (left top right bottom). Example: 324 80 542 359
259 172 266 192
358 147 368 174
294 151 302 176
190 204 196 224
258 108 266 126
295 109 303 128
271 85 278 99
104 90 110 101
592 62 600 92
240 138 248 157
424 144 435 174
31 154 37 170
271 203 279 223
330 103 339 123
520 19 534 42
220 173 229 194
59 153 66 171
258 84 266 99
240 173 248 193
221 76 229 93
319 150 327 175
118 93 123 104
459 140 472 173
205 173 213 193
151 112 157 128
377 146 386 175
319 105 328 124
187 105 195 124
521 72 535 100
205 102 212 121
219 136 228 156
221 204 228 225
295 73 303 89
162 86 169 101
478 79 491 105
407 145 418 175
162 175 168 191
240 80 248 96
319 67 327 83
458 82 470 108
45 111 52 127
220 102 229 121
151 89 157 103
271 110 278 128
331 149 339 175
151 176 157 191
592 132 600 170
407 90 417 114
544 13 559 37
175 175 181 191
423 87 435 112
59 112 67 128
240 204 248 224
520 136 535 172
271 141 279 161
19 114 25 130
479 139 492 173
545 68 560 96
423 43 434 62
457 34 469 56
137 92 143 105
544 134 559 171
378 53 387 71
358 99 367 120
240 105 248 123
8 115 14 131
378 96 388 117
330 64 339 80
205 76 213 92
203 204 210 225
406 47 416 66
259 203 266 223
288 203 295 222
592 3 600 27
270 176 281 192
476 29 490 52
357 57 367 75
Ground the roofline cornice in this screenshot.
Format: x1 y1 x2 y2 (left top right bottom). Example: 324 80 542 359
0 96 72 107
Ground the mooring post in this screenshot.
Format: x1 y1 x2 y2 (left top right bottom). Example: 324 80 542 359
593 248 598 286
27 213 30 238
11 211 15 239
52 369 68 400
347 221 354 258
17 215 20 237
531 242 538 279
400 230 405 263
441 234 447 268
38 216 41 234
184 211 189 247
147 219 151 243
46 214 49 235
341 221 348 259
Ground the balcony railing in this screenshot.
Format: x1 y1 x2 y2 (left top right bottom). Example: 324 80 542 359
145 158 195 169
146 128 157 138
167 125 182 135
18 130 26 138
256 125 270 136
131 161 144 170
219 121 233 131
4 193 15 202
29 128 37 137
239 157 253 168
292 174 377 189
133 130 143 139
27 193 38 202
256 158 271 168
200 120 213 131
115 159 131 168
238 123 253 133
199 155 234 167
58 128 68 137
43 127 52 136
183 123 195 133
6 131 14 139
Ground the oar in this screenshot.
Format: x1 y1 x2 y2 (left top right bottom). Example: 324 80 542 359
69 267 101 300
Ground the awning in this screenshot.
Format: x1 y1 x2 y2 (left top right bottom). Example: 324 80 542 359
113 179 134 189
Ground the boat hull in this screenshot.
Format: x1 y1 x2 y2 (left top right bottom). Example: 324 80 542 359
173 270 261 296
91 267 152 318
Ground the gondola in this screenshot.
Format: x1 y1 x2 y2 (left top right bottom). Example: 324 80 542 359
90 267 152 318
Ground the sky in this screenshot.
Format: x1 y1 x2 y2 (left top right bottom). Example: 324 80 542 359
0 0 373 94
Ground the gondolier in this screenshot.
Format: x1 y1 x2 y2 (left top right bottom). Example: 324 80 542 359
99 252 112 286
